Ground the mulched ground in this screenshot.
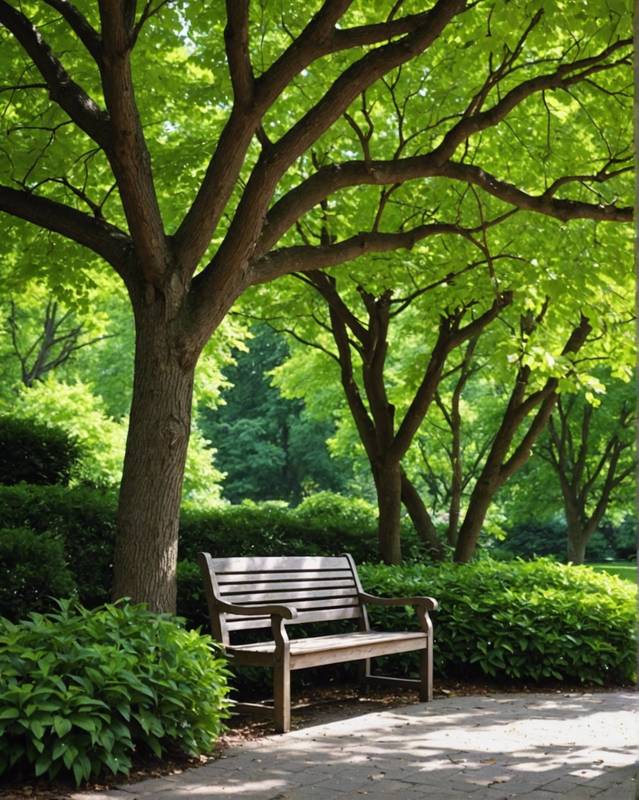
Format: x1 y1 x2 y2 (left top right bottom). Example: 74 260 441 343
1 680 632 800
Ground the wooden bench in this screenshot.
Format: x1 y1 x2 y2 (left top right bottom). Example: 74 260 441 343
198 552 438 732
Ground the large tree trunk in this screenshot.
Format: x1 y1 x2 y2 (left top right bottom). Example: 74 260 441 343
373 462 403 564
112 303 195 612
400 469 445 561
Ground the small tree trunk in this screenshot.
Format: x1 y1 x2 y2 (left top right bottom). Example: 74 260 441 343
400 470 445 561
112 305 195 612
566 531 587 565
373 462 402 564
453 476 497 563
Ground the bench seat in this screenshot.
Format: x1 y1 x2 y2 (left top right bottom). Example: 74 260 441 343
229 630 428 669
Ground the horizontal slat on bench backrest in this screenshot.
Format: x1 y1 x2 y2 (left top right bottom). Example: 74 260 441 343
225 587 357 604
227 605 361 630
201 553 364 636
212 555 351 573
217 569 351 586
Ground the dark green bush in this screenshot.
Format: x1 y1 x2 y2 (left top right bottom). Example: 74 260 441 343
0 417 80 486
0 484 116 608
502 518 633 562
0 528 76 621
359 559 637 686
0 601 230 785
178 498 380 564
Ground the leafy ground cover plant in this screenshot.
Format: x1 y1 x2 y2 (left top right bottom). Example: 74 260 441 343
0 601 230 785
359 559 636 686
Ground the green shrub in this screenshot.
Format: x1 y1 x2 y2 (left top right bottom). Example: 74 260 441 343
359 559 636 686
0 417 80 486
0 484 116 608
503 518 634 562
0 528 76 621
0 601 230 785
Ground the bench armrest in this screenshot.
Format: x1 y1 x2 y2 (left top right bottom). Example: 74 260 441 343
359 592 438 611
215 599 298 620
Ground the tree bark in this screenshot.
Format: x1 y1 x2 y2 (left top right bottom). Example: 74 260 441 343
566 526 587 564
400 469 445 560
373 462 403 564
112 302 195 612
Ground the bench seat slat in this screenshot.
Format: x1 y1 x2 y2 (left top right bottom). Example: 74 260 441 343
230 630 426 655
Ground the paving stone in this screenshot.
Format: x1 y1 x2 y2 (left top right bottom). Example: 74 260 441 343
69 692 637 800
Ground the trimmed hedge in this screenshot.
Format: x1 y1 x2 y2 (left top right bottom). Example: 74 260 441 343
358 559 637 686
0 528 76 621
0 484 116 608
0 417 80 487
0 601 230 785
0 487 401 615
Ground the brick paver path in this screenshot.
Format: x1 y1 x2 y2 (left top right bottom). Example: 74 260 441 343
73 692 637 800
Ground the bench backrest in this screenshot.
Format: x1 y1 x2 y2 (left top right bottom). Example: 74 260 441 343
198 553 368 643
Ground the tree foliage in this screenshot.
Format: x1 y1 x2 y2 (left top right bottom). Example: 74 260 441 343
0 0 632 608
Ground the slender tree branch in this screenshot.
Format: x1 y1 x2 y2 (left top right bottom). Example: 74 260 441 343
0 0 109 145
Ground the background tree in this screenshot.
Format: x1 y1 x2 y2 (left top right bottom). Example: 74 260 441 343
508 376 635 564
200 324 349 504
0 1 632 609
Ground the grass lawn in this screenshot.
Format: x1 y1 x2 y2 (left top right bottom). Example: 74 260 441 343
588 562 637 583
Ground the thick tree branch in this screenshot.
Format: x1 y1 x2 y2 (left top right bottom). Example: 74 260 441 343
251 222 477 283
98 1 169 286
0 183 131 274
258 154 630 258
188 0 466 330
0 0 109 145
391 291 512 461
41 0 102 62
225 1 253 107
443 162 632 222
172 1 354 272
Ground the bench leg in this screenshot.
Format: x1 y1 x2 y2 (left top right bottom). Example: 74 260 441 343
419 637 433 702
273 656 291 733
357 657 372 686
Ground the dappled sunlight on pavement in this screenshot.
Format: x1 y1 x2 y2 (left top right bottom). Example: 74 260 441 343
72 692 638 800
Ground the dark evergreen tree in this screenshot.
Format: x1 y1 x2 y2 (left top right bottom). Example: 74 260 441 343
200 326 348 504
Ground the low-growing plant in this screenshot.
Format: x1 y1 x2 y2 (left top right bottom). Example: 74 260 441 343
0 527 76 621
0 601 231 785
359 559 636 686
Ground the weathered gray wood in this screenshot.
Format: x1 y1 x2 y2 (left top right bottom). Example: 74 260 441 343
212 555 351 573
198 551 436 733
230 631 426 655
218 599 297 617
359 592 438 611
223 587 358 604
217 570 354 586
219 577 356 593
226 605 362 630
